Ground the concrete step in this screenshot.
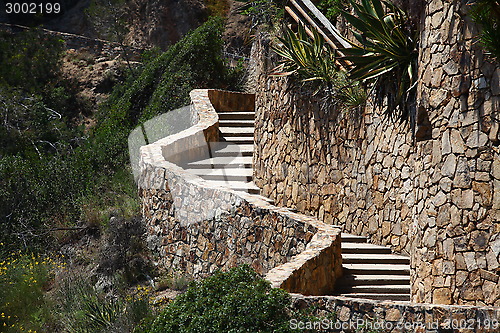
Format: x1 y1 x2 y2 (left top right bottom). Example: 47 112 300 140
341 233 367 243
342 242 392 254
338 293 410 301
210 144 253 157
223 137 254 145
342 253 410 265
216 109 254 113
218 112 255 120
252 195 274 204
343 264 410 275
185 168 253 182
219 119 255 127
185 156 253 169
338 274 410 286
219 127 254 137
203 180 260 194
346 285 411 294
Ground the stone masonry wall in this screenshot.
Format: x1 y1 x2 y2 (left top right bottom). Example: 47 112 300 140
252 0 500 306
252 34 416 255
289 294 500 333
139 166 317 277
412 0 500 306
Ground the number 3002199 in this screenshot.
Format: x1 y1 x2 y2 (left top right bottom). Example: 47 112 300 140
5 2 61 14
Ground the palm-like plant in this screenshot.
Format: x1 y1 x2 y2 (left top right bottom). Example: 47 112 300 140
272 23 366 111
272 23 337 87
340 0 418 127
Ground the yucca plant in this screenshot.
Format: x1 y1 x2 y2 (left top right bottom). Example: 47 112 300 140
340 0 418 128
272 23 366 112
470 0 500 63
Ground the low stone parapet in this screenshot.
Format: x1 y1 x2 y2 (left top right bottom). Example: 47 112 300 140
289 294 500 332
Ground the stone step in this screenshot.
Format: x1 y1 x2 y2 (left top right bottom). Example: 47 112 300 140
338 274 410 286
223 137 255 145
343 264 410 275
342 242 392 254
252 195 274 204
210 143 254 157
346 285 411 294
203 180 260 194
338 293 410 301
216 109 255 113
341 233 367 243
212 143 253 156
218 112 255 120
185 156 253 169
219 127 254 137
185 168 253 182
219 119 255 127
342 253 410 265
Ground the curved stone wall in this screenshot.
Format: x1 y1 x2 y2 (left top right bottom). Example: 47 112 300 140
251 0 500 306
138 89 342 295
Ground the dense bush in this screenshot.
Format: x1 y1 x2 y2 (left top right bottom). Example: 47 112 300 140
53 274 155 333
142 265 294 333
236 0 286 29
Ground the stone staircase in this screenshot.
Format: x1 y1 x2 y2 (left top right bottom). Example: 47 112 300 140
337 234 410 301
182 107 264 197
181 106 411 302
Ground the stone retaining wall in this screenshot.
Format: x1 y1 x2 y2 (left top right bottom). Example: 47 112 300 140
289 294 500 332
412 0 500 307
251 0 500 306
138 89 342 295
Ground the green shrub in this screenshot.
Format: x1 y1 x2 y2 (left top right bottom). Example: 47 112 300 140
143 265 293 333
0 154 92 248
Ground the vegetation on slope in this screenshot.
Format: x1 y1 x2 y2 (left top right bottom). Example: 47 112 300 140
141 265 327 333
0 17 239 250
0 17 243 331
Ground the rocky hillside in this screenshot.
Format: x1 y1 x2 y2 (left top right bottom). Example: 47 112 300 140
2 0 250 51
